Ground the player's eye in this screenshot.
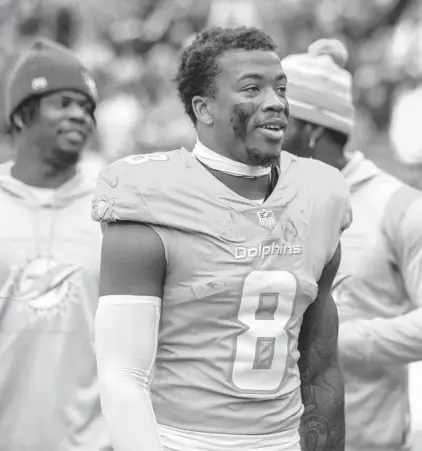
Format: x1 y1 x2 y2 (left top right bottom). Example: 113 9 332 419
244 86 260 93
276 86 287 95
79 101 93 115
61 97 72 108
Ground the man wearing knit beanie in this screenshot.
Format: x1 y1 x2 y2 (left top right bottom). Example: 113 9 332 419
283 40 422 451
0 39 111 451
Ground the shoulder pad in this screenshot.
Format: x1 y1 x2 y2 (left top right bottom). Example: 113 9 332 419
92 149 185 223
300 157 353 232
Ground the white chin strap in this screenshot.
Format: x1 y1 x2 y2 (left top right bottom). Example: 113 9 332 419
192 139 271 178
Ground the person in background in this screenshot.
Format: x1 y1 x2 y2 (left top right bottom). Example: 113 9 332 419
282 38 422 451
0 38 111 451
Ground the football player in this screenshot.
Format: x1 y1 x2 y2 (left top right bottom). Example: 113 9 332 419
93 27 352 451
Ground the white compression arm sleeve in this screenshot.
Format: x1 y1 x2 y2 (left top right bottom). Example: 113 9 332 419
95 295 163 451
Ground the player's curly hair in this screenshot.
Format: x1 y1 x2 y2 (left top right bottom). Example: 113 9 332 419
176 26 278 125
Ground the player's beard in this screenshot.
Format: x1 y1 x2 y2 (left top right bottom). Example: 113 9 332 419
231 102 282 168
245 146 280 167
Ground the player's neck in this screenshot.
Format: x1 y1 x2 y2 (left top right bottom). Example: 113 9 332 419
193 138 273 201
193 138 271 179
201 164 272 201
12 149 77 189
315 141 348 171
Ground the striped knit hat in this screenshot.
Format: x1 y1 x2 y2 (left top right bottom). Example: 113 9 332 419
5 38 98 127
282 39 354 136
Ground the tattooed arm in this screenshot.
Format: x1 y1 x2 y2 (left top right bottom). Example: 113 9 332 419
298 244 345 451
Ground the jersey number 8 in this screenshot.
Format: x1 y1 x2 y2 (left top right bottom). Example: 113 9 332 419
231 270 297 394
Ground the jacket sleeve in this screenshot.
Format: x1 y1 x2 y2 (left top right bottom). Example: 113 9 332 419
339 197 422 366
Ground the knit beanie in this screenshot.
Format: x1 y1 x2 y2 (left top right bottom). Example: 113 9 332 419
5 38 98 126
281 39 354 136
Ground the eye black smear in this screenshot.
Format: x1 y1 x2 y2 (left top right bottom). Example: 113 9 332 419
231 103 259 140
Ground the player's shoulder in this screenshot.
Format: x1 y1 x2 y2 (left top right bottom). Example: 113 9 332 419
285 152 349 198
102 147 190 187
383 178 422 240
283 152 352 233
92 148 190 223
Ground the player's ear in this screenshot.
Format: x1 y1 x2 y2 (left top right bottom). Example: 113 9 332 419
11 112 25 130
306 124 325 149
192 96 214 126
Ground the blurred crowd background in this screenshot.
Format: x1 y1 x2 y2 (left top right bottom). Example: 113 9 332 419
0 0 421 184
0 0 422 446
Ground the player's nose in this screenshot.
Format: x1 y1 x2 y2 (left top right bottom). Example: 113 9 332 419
261 88 286 113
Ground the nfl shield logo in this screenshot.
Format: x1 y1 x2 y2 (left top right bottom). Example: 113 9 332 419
257 209 276 231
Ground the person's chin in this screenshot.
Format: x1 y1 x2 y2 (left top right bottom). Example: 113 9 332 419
251 136 283 156
60 144 84 154
245 145 281 168
59 136 87 154
51 142 84 167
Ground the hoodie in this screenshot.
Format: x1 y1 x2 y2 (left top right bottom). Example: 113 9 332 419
0 161 111 451
334 151 422 451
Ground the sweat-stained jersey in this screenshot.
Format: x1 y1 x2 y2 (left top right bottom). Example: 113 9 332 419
93 148 352 450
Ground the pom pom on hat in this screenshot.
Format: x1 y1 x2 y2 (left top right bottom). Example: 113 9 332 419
281 38 354 136
308 38 349 68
